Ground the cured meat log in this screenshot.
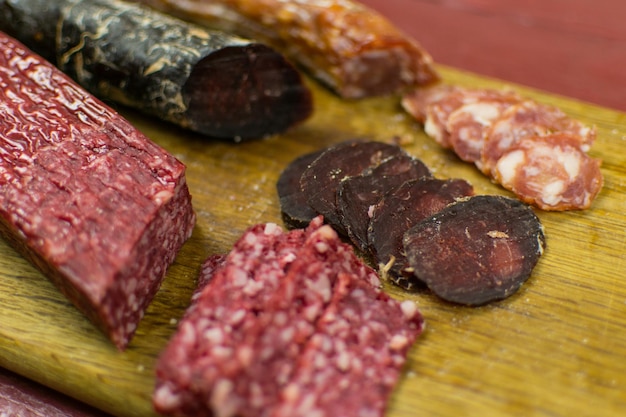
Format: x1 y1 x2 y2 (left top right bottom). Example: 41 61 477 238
0 32 195 349
0 0 313 140
133 0 440 98
154 217 422 416
0 368 113 417
403 195 546 305
402 84 603 210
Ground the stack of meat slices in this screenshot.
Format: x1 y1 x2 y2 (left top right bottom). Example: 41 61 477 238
402 85 604 211
277 140 545 305
153 217 424 417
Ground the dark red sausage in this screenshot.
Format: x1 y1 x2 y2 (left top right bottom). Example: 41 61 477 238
403 195 545 305
368 178 474 289
0 32 195 349
337 152 431 253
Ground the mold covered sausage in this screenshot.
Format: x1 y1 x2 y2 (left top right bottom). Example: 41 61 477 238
0 32 195 349
403 195 545 305
133 0 440 98
0 0 313 140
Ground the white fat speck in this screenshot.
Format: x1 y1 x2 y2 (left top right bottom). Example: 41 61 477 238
153 385 181 411
264 222 282 236
540 180 565 206
559 150 582 180
230 268 249 287
336 350 351 371
389 334 410 351
203 327 224 345
496 150 525 184
400 300 418 319
229 309 247 326
314 241 330 253
237 345 253 367
308 274 332 302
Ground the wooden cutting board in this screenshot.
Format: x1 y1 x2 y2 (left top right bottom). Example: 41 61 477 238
0 66 625 417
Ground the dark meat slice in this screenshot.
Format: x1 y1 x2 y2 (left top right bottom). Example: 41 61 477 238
337 152 432 253
0 368 113 417
300 140 404 235
154 220 307 417
0 32 195 350
493 133 604 211
0 0 312 140
134 0 440 99
277 149 326 229
271 272 423 417
403 195 545 305
368 178 474 289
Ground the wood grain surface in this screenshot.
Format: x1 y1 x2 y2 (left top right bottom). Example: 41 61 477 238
0 66 625 417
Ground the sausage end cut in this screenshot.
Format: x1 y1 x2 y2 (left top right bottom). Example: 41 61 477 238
0 33 195 349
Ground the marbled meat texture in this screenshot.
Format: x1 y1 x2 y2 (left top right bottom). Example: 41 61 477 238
154 217 422 417
401 84 603 210
0 32 195 349
271 273 423 417
0 0 313 140
403 195 545 305
134 0 440 98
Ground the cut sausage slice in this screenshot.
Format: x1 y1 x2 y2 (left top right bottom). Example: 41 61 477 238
271 272 423 417
403 195 545 305
154 220 309 417
277 149 325 229
401 84 460 123
479 100 597 175
368 178 474 289
337 152 431 253
423 87 520 149
300 140 403 235
447 96 521 163
493 133 603 211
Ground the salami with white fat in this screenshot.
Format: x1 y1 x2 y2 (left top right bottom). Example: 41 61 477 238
402 84 602 211
493 133 603 211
